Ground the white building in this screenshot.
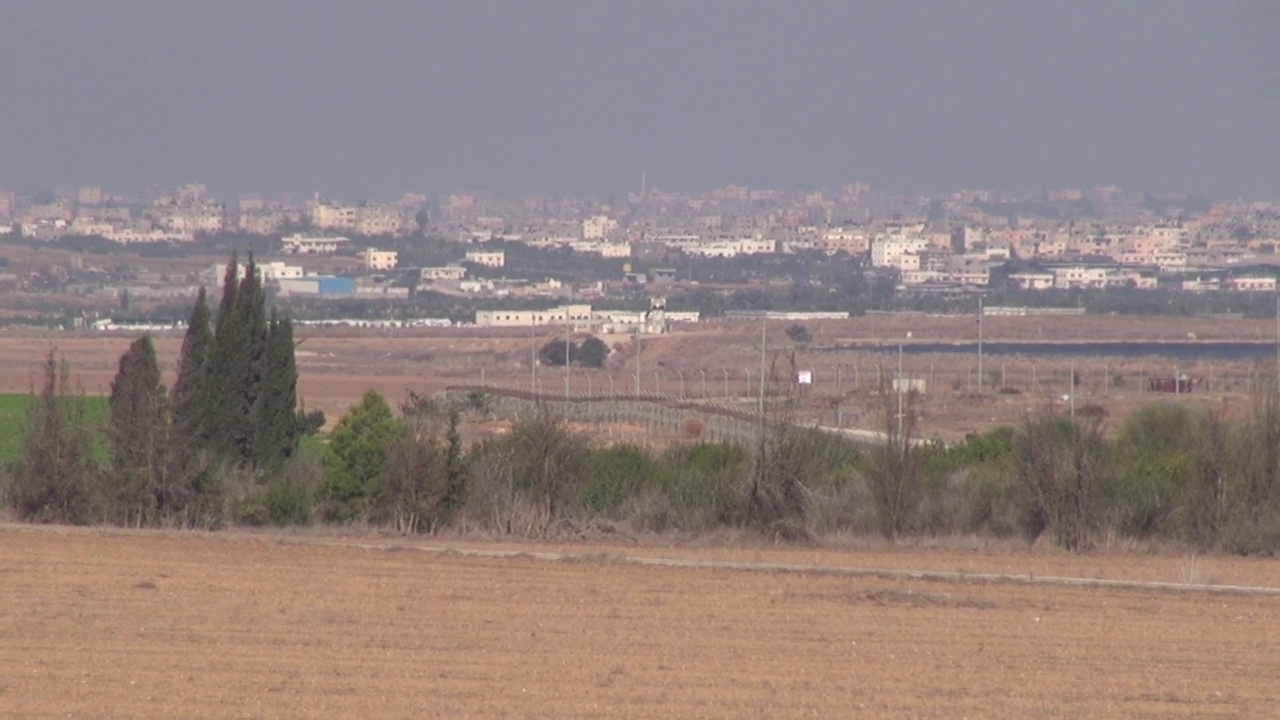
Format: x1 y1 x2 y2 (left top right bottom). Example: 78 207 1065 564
870 236 930 269
1051 265 1111 289
419 266 467 281
360 248 399 271
475 304 594 329
465 250 505 267
282 233 349 254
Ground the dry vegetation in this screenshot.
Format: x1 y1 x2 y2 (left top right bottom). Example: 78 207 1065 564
3 526 1279 718
0 312 1274 440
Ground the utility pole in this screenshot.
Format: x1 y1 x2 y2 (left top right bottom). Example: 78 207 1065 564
758 314 767 418
1069 361 1076 421
634 327 641 397
897 343 905 438
978 295 984 394
564 315 570 400
530 317 536 394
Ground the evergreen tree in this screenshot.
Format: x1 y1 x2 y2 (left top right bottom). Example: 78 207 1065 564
107 335 170 526
204 254 244 458
233 251 269 461
171 286 212 442
252 307 300 471
169 286 223 526
6 351 97 524
318 390 400 522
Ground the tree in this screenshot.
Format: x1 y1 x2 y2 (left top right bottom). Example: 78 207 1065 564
867 384 922 540
6 351 98 524
229 252 269 461
204 254 244 457
784 324 813 344
171 287 212 443
576 336 609 368
203 252 271 464
107 335 171 526
318 390 400 522
251 308 299 471
538 338 577 368
376 392 468 534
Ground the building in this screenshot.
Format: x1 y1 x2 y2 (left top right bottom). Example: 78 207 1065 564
309 201 357 232
355 204 402 235
465 250 505 267
157 204 226 234
77 186 103 206
474 304 594 329
419 266 467 281
582 215 618 240
360 248 399 271
815 227 869 255
282 233 349 254
276 276 356 297
210 261 303 283
870 236 930 269
1225 276 1277 292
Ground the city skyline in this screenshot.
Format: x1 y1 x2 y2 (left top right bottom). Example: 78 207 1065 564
2 3 1278 200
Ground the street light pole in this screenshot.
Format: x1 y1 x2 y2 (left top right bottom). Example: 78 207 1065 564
978 295 984 394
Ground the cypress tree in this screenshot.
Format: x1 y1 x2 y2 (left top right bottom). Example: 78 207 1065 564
205 254 245 458
107 335 169 526
171 286 213 441
230 251 269 462
252 307 300 471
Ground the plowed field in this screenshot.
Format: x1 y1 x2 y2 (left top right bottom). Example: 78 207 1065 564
3 527 1278 718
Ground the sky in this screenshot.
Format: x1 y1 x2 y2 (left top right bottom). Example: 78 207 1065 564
1 2 1278 201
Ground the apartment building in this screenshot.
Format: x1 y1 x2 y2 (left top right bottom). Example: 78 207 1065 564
355 204 402 235
360 248 399 271
77 186 103 205
815 227 869 255
309 201 357 232
465 250 505 267
157 204 225 234
581 215 618 240
870 236 929 269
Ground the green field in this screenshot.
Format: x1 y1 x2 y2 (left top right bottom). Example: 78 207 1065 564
0 393 110 464
1 393 326 466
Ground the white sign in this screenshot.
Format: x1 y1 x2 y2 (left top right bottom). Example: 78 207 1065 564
797 370 813 385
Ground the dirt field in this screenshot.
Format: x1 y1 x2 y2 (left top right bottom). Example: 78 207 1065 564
3 526 1279 719
0 313 1275 439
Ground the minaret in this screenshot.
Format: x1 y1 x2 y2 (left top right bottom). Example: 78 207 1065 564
640 170 647 199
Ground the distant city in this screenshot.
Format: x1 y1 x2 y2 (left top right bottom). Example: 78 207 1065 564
2 180 1280 330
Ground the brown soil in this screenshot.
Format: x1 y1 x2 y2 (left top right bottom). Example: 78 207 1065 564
0 313 1273 439
3 526 1277 719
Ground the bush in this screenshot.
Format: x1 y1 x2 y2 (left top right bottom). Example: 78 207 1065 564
236 479 312 527
578 444 663 516
785 324 812 343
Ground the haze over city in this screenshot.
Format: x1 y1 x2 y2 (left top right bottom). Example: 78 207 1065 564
2 2 1279 200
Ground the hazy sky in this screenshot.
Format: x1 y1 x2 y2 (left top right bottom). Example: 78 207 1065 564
1 2 1278 200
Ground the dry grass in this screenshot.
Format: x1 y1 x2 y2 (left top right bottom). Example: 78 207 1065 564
0 312 1273 439
3 526 1280 718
